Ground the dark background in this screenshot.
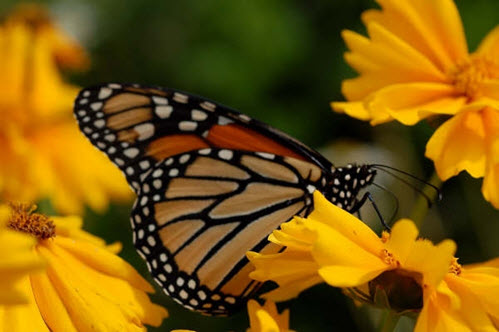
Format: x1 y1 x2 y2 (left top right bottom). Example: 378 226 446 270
3 1 498 330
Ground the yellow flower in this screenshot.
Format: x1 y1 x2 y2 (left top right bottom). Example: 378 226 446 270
330 0 499 208
0 5 131 214
170 300 292 332
416 258 499 331
0 204 45 305
247 300 293 332
0 203 168 331
248 191 499 330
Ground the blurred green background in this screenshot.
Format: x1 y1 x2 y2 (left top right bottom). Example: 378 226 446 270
3 0 498 330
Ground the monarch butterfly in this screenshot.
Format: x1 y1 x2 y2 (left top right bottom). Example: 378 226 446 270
74 83 377 316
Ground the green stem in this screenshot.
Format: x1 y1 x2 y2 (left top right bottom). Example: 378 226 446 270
377 311 400 332
409 171 442 228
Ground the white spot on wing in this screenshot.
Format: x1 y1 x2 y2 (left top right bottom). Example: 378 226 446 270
179 155 190 164
179 121 197 131
90 102 103 111
218 149 233 160
218 116 233 125
173 92 188 103
198 148 211 155
139 160 150 169
152 169 163 177
155 105 173 118
98 87 113 99
200 101 216 111
153 179 162 189
256 152 274 159
147 236 156 246
94 119 105 128
307 184 316 194
191 109 208 121
134 123 155 140
124 148 140 158
152 96 168 104
239 114 251 122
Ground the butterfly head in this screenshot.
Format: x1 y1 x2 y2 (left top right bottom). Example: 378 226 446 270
326 164 376 211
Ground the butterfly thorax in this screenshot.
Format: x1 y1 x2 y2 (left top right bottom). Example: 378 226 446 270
324 164 376 212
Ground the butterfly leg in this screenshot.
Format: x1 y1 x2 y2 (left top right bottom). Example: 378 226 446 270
351 192 390 231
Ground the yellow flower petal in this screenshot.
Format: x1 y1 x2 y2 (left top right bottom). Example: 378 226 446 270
481 107 499 208
330 101 372 121
247 251 322 301
0 7 131 214
0 277 50 331
332 0 499 210
307 191 384 255
426 109 487 180
247 300 292 332
318 265 388 288
268 217 316 251
1 207 167 330
414 292 468 332
30 273 77 332
54 236 154 292
362 0 468 71
7 4 89 71
29 123 132 214
0 205 45 305
311 217 389 287
368 83 465 125
476 25 499 58
340 24 446 101
37 241 167 330
481 80 499 100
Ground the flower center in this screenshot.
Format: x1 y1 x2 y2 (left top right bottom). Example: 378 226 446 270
449 55 499 99
368 269 423 313
8 203 55 239
448 257 462 276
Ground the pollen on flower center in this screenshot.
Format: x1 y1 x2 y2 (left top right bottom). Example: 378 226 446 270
8 203 55 239
381 249 399 267
449 56 499 99
449 257 462 276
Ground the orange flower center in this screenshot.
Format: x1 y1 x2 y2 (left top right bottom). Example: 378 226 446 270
448 257 462 276
449 55 499 99
8 203 55 239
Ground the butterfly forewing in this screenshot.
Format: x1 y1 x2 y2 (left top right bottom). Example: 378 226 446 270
73 83 332 191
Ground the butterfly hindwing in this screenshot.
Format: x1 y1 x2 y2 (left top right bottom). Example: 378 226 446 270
131 148 324 315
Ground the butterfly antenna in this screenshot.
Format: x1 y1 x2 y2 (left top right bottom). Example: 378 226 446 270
371 182 399 224
371 164 441 207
